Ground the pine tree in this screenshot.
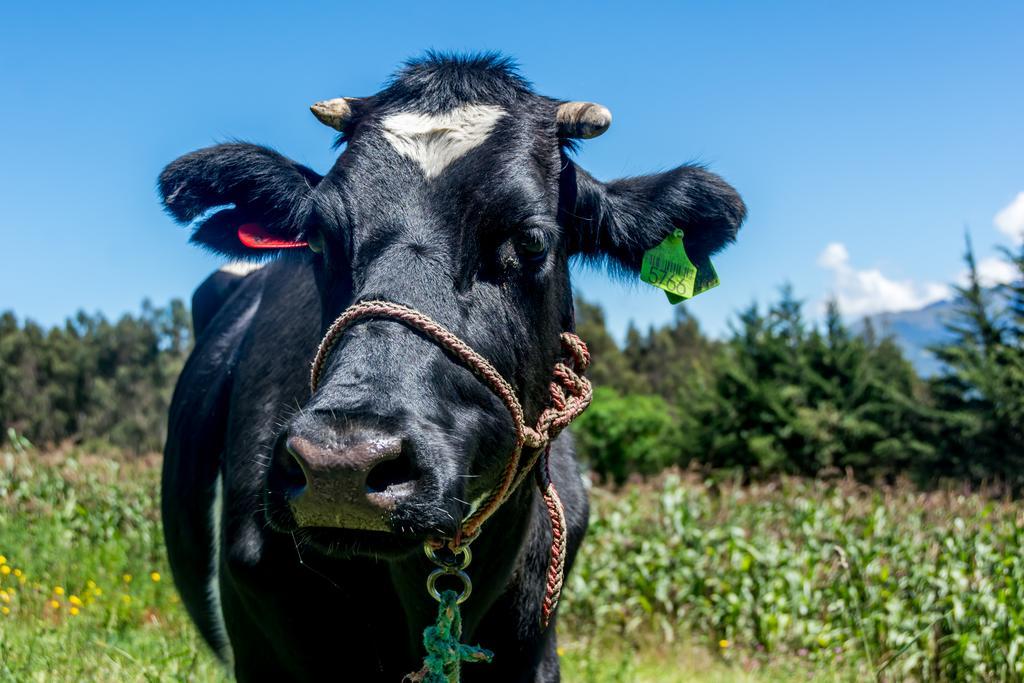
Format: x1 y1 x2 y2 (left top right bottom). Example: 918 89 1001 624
574 296 641 394
695 288 932 479
930 236 1024 488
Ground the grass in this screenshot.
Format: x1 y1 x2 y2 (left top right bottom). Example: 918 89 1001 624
0 444 224 681
2 438 1022 681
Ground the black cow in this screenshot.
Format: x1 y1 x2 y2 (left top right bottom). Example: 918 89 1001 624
159 53 745 681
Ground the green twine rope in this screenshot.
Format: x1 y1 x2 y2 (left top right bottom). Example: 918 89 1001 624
406 590 493 683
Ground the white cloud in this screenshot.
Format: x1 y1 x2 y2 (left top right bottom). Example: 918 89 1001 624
969 256 1018 288
995 192 1024 244
817 242 849 270
818 242 952 317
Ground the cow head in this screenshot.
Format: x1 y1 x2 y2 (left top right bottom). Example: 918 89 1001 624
159 54 745 558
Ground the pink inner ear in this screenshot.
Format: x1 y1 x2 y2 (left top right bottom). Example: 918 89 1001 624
237 223 308 249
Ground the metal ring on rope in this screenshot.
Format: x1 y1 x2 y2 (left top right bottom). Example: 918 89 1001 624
424 543 472 570
427 568 474 604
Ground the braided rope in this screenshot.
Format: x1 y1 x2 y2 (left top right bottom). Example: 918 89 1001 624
310 300 592 624
536 447 568 628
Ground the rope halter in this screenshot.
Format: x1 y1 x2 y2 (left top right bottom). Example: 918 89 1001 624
309 300 593 627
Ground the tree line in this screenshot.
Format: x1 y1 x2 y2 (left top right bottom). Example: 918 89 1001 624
574 239 1024 488
1 240 1021 488
0 300 191 453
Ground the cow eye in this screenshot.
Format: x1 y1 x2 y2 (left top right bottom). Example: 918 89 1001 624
306 229 325 254
515 228 548 264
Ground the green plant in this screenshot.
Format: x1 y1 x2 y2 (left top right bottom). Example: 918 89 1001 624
573 387 687 483
563 472 1024 681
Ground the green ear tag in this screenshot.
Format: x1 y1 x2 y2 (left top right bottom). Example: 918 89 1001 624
640 229 696 302
693 255 720 297
640 229 720 304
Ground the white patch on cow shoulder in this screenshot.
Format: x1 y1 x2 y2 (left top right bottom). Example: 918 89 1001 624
380 104 506 179
207 471 234 667
220 261 264 277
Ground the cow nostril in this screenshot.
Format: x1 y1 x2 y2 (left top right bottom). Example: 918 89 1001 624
279 442 309 497
365 450 418 494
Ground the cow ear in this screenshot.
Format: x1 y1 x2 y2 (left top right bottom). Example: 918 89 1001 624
560 160 746 275
158 143 322 260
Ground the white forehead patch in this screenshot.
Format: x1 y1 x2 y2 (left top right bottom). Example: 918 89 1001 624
380 104 506 179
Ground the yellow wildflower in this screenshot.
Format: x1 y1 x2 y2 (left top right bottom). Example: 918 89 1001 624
0 592 9 604
92 587 103 596
122 574 132 583
12 569 21 577
49 599 60 609
69 595 83 607
719 639 730 649
69 606 80 616
0 555 7 565
1 606 9 615
54 586 65 596
556 647 565 657
86 580 97 589
150 572 161 583
121 594 132 605
0 566 10 575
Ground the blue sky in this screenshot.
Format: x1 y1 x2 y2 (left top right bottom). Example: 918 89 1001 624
2 1 1022 339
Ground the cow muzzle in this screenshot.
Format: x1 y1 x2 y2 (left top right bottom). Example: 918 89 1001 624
274 431 418 532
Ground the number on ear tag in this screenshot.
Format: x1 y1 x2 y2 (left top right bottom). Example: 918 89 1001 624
640 229 720 304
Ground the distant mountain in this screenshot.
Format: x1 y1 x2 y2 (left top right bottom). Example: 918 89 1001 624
860 286 1011 377
864 299 958 377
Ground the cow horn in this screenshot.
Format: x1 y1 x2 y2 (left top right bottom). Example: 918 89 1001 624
310 97 357 131
556 101 612 139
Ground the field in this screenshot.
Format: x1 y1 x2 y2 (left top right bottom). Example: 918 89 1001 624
2 440 1023 682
